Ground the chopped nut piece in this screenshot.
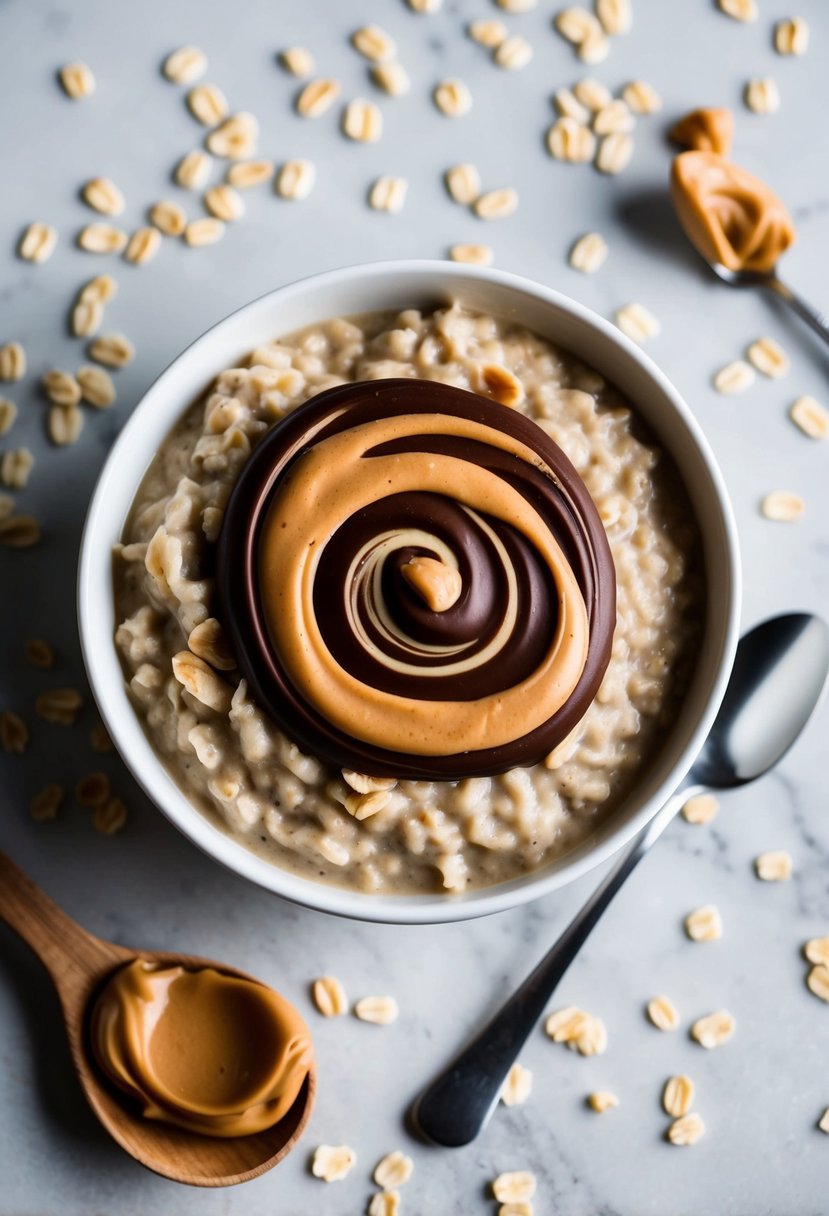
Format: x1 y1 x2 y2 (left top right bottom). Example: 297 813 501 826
804 937 829 966
434 79 472 118
569 231 608 273
0 341 26 381
187 83 228 125
477 363 524 408
31 784 65 822
593 99 634 135
622 80 662 114
547 117 597 163
0 398 18 437
0 711 28 754
90 720 114 753
369 176 408 213
596 0 632 35
59 61 95 99
279 47 315 77
445 163 481 205
35 688 83 726
819 1108 829 1134
78 223 128 254
807 964 829 1003
492 1172 536 1204
663 1074 695 1116
554 7 603 46
691 1009 735 1048
684 904 722 942
94 796 127 835
368 1193 400 1216
775 17 809 55
474 188 518 219
204 184 244 221
667 1111 705 1146
72 299 104 338
226 160 275 188
554 87 591 123
354 995 399 1024
76 772 111 807
670 106 733 155
596 131 634 174
615 303 659 343
343 98 383 141
647 994 680 1031
0 515 40 547
19 222 58 264
344 789 392 820
718 0 757 19
312 975 348 1017
501 1062 533 1107
276 160 316 201
24 638 55 669
681 792 719 824
312 1145 357 1182
371 63 411 97
755 849 793 881
80 273 117 304
495 35 534 69
374 1151 413 1189
745 77 780 114
88 333 134 368
588 1090 618 1112
1 448 34 489
297 78 341 118
206 112 258 159
42 370 81 407
352 25 396 63
747 336 789 378
469 18 508 47
713 360 755 395
172 650 232 712
163 46 207 85
761 491 804 522
449 243 494 265
790 395 829 440
574 77 612 111
124 227 161 265
175 150 212 190
77 365 116 408
48 404 84 447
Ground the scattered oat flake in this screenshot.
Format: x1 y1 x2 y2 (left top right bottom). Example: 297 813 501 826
82 177 125 216
1 448 34 489
718 0 757 19
449 243 494 266
615 303 659 344
713 360 755 395
187 83 228 126
469 18 508 47
77 365 116 409
0 342 26 381
31 784 65 822
593 99 634 135
819 1108 829 1134
373 1150 413 1189
163 46 207 85
175 150 212 190
48 404 84 447
492 1172 536 1204
647 994 680 1031
280 47 315 77
775 18 809 55
0 492 12 519
296 78 341 118
352 25 396 63
501 1062 533 1107
59 61 95 99
804 937 829 966
434 79 472 118
445 163 481 205
761 491 804 522
368 1193 400 1216
578 30 609 64
623 80 662 114
89 333 134 368
90 721 114 753
205 184 245 221
474 188 518 220
755 850 793 881
681 792 719 825
342 771 396 795
125 227 161 265
78 223 128 254
80 273 117 305
495 35 534 70
0 515 40 548
312 1145 356 1182
587 1090 619 1113
369 176 408 214
498 1206 533 1216
497 0 537 9
76 772 111 807
343 98 383 142
667 1111 705 1146
663 1074 695 1117
596 132 634 174
0 398 18 437
747 337 789 378
555 7 603 46
569 232 608 273
408 0 443 11
94 796 127 835
547 118 596 163
344 790 391 820
554 87 591 123
35 688 83 726
312 975 348 1017
42 370 81 408
19 222 58 264
227 160 275 189
0 711 28 754
790 395 829 440
354 995 399 1024
685 904 722 942
691 1009 735 1048
72 299 104 338
597 0 632 33
575 78 612 111
371 62 411 97
745 77 780 114
807 964 829 1003
24 638 55 669
206 112 259 159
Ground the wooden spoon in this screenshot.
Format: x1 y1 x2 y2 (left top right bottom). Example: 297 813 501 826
0 850 316 1187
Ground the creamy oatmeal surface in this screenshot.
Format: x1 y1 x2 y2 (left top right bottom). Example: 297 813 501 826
113 305 702 895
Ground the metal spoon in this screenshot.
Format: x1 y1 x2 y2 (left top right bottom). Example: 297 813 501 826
0 852 316 1186
413 613 829 1148
706 264 829 350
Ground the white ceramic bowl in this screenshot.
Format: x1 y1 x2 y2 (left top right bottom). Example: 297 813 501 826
78 261 741 924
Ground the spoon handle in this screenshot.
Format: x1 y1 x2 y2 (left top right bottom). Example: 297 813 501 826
0 850 124 1002
414 784 696 1147
766 276 829 350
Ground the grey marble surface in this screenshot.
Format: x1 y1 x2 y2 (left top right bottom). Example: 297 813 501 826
1 0 828 1212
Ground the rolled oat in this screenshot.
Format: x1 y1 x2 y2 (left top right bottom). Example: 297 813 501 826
276 160 316 200
713 360 755 394
354 995 399 1024
312 1145 356 1181
48 404 84 446
343 98 383 141
596 131 634 174
206 113 259 159
0 342 26 381
125 227 161 265
205 184 245 221
547 118 596 163
755 850 793 881
88 333 134 367
312 975 348 1017
0 398 18 437
501 1062 533 1106
492 1172 536 1204
94 796 128 834
434 79 472 118
296 78 341 118
469 19 508 47
684 904 722 942
663 1074 695 1117
24 639 55 669
187 83 228 125
745 77 780 114
681 792 719 824
647 994 680 1031
175 150 212 190
31 784 65 822
78 223 128 254
1 448 34 489
369 176 408 213
371 63 411 96
761 491 804 522
775 17 809 55
163 46 207 85
279 47 315 77
59 61 95 99
77 365 116 409
667 1111 705 1145
790 395 829 440
474 188 518 219
449 243 494 265
587 1090 619 1112
227 160 275 189
494 35 533 70
691 1009 735 1048
373 1151 413 1189
19 222 58 263
0 711 28 754
615 303 659 343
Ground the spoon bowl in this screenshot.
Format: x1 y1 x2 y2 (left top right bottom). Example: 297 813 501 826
0 852 315 1187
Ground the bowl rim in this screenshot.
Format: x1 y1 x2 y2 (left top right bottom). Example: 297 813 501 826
77 259 742 925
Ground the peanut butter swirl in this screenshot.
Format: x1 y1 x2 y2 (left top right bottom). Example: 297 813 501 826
217 379 616 778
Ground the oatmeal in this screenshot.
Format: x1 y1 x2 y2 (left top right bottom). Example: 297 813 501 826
113 305 701 895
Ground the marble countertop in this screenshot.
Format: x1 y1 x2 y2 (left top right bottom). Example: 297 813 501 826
1 0 828 1212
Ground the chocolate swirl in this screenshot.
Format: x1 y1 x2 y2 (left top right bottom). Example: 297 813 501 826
216 379 615 779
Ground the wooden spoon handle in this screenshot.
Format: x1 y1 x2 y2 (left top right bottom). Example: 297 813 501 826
0 850 126 1002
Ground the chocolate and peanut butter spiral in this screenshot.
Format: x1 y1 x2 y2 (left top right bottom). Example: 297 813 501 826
217 379 615 779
